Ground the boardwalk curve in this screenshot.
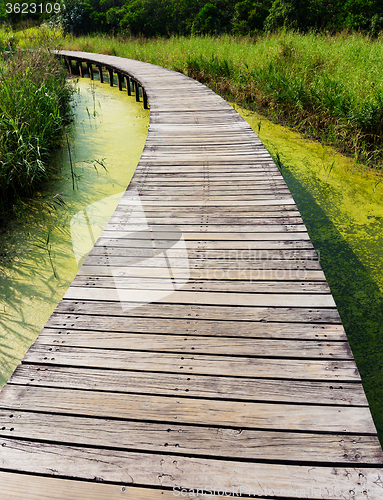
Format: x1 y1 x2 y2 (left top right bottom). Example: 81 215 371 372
0 51 382 499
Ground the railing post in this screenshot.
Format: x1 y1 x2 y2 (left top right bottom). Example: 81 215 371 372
87 63 94 80
67 57 74 74
134 80 140 102
108 68 113 87
125 75 131 96
64 56 71 73
117 72 123 91
77 60 84 77
96 65 104 83
143 89 148 109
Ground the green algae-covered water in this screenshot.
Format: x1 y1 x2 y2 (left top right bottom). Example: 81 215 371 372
236 105 383 443
0 78 149 386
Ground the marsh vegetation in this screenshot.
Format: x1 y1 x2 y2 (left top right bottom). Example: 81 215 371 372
56 31 383 172
0 43 73 224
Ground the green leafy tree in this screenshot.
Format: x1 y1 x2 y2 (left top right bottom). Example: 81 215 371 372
232 0 272 34
340 0 383 34
169 0 205 34
59 0 86 35
119 0 174 36
192 3 222 34
264 0 383 34
0 0 6 23
264 0 312 31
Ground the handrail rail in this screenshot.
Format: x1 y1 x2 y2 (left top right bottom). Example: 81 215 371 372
53 50 150 108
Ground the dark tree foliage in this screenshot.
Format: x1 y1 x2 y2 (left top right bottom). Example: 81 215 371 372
192 0 237 34
60 0 86 35
264 0 383 34
192 3 222 34
232 0 272 34
0 0 6 24
5 0 382 36
119 0 179 36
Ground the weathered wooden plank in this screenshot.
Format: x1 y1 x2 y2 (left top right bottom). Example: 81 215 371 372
55 299 343 323
78 266 326 281
133 189 293 197
94 236 315 249
1 437 383 499
0 385 373 432
0 471 178 500
83 256 323 270
32 329 351 359
119 198 295 206
21 345 359 381
102 223 308 233
112 208 301 218
146 133 262 140
0 410 380 462
99 229 311 240
96 247 316 262
116 205 298 214
140 145 272 151
135 165 280 173
63 286 336 308
140 146 275 154
8 364 365 405
138 158 277 165
138 146 272 153
45 312 345 338
71 276 329 295
88 251 318 268
138 194 295 201
121 201 298 210
140 192 296 202
148 114 247 124
133 180 287 188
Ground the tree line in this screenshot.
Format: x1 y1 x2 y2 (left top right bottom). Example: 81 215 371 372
2 0 383 37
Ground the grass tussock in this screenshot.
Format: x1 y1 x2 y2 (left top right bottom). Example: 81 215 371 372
57 31 383 171
0 48 73 222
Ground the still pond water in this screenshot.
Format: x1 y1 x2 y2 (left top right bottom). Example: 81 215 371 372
0 78 149 386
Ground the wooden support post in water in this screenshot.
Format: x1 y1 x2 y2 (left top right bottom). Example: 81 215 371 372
64 56 71 73
143 89 149 109
117 72 123 91
87 63 94 80
97 65 104 84
134 80 140 102
67 58 73 74
77 60 83 77
125 75 131 96
108 68 114 87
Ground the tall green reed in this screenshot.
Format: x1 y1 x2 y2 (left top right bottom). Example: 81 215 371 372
0 49 74 223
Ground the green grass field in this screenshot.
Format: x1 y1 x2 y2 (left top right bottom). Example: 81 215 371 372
51 30 383 172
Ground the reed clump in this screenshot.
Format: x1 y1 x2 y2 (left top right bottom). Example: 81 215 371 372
0 48 73 222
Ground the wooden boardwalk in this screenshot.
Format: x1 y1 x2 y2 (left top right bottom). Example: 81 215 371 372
0 51 382 499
